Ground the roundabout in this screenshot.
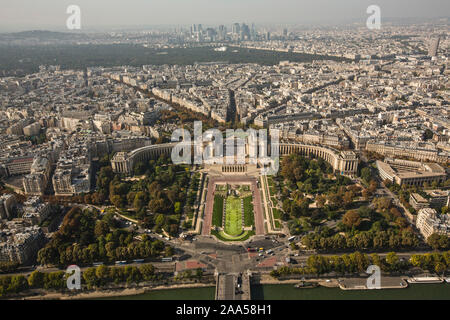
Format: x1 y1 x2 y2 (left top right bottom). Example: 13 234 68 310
212 230 254 242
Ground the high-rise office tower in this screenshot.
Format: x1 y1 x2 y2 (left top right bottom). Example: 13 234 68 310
206 28 216 41
241 23 250 40
219 25 226 41
232 23 241 35
251 24 256 40
428 37 440 57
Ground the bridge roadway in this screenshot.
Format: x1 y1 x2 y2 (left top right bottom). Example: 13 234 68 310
215 273 251 300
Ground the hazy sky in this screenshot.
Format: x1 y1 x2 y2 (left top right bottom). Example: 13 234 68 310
0 0 449 31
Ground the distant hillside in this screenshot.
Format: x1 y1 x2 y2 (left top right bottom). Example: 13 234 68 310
0 30 86 41
5 30 70 37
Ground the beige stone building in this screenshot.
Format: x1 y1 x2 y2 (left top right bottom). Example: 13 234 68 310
367 141 448 163
376 159 447 187
416 208 450 239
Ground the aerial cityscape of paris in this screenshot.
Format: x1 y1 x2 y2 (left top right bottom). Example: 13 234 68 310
0 0 449 311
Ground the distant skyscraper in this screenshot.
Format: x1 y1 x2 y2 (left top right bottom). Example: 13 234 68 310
232 23 241 35
428 37 440 57
240 23 250 40
251 24 256 40
219 25 226 40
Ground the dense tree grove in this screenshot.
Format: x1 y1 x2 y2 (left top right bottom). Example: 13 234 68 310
82 264 159 289
271 251 450 278
279 154 359 235
0 43 349 77
37 207 171 267
276 153 428 252
302 229 420 252
281 154 351 195
159 109 218 131
360 167 373 185
342 210 362 228
427 233 450 250
0 275 29 297
26 132 47 145
0 263 208 297
90 153 192 236
410 251 450 274
298 192 424 251
0 262 20 274
0 263 161 297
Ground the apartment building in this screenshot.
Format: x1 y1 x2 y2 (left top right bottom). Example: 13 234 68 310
416 208 450 239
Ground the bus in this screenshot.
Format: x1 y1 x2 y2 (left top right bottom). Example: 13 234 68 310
161 257 173 262
133 259 145 264
288 236 296 242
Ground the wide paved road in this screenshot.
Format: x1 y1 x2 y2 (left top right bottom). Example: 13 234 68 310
202 177 217 235
250 178 265 235
216 274 236 300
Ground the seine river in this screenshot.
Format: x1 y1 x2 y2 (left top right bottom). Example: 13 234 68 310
100 283 450 300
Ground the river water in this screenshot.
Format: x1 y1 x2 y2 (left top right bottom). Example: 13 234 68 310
251 283 450 300
99 283 450 300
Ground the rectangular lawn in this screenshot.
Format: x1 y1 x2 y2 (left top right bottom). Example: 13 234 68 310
243 196 254 227
212 195 224 227
224 196 243 236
